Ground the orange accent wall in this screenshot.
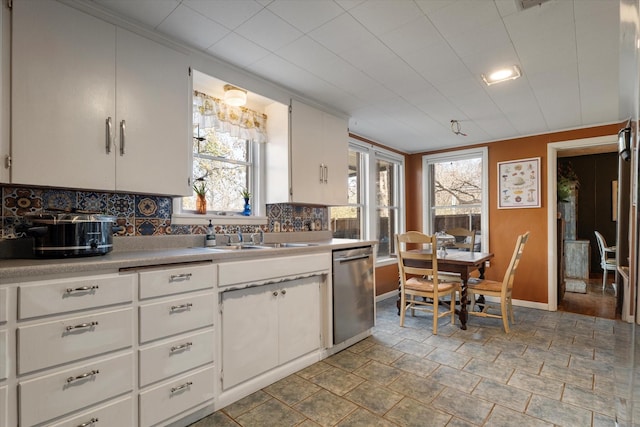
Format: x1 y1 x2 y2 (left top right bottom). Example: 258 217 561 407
402 124 620 303
375 263 399 296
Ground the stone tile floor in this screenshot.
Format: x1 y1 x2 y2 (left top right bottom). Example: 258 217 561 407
191 297 618 426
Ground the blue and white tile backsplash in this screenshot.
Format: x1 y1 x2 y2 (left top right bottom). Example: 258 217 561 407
1 185 328 239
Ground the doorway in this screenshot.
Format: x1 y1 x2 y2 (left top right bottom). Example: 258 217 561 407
546 136 619 317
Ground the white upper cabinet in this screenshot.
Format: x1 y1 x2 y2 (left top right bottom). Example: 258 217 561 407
266 100 348 206
11 0 191 196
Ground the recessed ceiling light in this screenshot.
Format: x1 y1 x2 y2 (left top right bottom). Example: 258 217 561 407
481 65 522 86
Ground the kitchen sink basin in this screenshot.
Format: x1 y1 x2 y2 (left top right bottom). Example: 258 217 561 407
259 242 319 248
203 244 270 251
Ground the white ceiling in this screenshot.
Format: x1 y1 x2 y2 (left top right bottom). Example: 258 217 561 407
87 0 621 153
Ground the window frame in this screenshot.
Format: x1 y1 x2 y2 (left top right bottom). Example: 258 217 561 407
336 139 405 265
422 147 489 251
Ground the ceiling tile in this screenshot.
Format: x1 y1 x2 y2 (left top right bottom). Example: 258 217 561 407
91 0 179 28
207 32 271 68
235 8 303 52
267 0 344 33
348 0 425 36
156 4 228 50
183 0 264 29
275 36 341 74
309 13 377 55
378 16 443 57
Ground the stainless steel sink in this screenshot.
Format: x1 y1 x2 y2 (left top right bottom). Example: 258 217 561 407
203 244 270 251
259 242 319 248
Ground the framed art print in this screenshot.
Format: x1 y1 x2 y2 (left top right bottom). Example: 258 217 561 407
498 157 541 209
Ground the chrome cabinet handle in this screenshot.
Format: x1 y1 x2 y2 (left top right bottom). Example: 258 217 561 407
65 321 98 332
319 164 324 183
170 303 193 312
119 119 126 156
105 117 112 154
66 369 99 383
324 165 328 183
170 381 193 393
170 342 193 352
169 273 192 282
65 285 99 294
77 417 99 427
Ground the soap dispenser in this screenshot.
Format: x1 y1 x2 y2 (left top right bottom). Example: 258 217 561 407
205 220 216 247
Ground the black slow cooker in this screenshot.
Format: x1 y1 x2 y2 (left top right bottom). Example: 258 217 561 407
23 212 122 257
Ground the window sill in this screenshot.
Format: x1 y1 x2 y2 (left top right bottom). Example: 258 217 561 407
376 257 397 268
172 213 268 226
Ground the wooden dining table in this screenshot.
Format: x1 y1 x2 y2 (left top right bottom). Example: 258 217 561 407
398 249 495 330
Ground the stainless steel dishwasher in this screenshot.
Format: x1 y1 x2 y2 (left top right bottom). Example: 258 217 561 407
332 246 375 345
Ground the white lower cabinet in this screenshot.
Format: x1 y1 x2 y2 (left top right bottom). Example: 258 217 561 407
17 307 133 374
0 386 6 427
48 396 133 427
221 275 321 389
19 352 133 426
139 365 215 427
139 328 214 387
0 329 6 381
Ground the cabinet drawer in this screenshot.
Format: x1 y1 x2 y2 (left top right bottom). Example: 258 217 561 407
139 329 214 387
18 308 133 374
0 330 6 380
139 365 215 427
0 386 6 427
19 352 133 427
18 273 135 319
139 292 214 343
48 396 133 427
0 287 7 323
139 263 215 299
218 253 330 287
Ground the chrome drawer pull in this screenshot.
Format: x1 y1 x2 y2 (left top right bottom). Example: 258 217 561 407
66 369 99 383
170 381 193 393
170 303 193 312
77 417 99 427
169 273 193 282
65 321 98 331
170 342 193 352
65 285 99 294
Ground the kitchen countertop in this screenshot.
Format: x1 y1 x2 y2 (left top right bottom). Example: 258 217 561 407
0 237 377 281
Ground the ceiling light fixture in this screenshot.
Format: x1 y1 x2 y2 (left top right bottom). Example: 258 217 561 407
481 65 522 86
223 84 247 106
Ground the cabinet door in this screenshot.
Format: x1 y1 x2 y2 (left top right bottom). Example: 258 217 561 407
12 0 116 190
278 276 321 364
321 112 348 205
290 100 325 205
115 28 190 196
221 285 278 389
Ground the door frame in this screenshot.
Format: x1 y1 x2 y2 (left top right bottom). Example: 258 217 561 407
546 135 617 311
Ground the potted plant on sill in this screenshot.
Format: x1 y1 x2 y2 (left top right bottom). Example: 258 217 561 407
241 188 251 216
193 181 208 214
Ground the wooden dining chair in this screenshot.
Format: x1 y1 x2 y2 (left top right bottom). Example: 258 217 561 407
396 231 460 335
467 231 529 333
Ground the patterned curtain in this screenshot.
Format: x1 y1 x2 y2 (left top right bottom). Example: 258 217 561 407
193 90 268 143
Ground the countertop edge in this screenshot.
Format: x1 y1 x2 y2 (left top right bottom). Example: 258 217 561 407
0 239 377 281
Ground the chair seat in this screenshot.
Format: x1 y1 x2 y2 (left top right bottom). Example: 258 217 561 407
468 279 502 294
406 277 457 293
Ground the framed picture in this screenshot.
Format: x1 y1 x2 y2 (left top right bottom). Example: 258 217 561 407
497 157 541 209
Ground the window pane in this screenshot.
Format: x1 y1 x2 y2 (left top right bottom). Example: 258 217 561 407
377 207 396 258
431 157 482 235
330 206 362 239
195 128 248 162
376 159 396 207
347 150 361 205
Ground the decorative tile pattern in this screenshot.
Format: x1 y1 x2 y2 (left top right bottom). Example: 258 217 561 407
1 184 329 237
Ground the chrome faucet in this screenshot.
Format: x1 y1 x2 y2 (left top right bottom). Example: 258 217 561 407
237 231 243 243
251 229 264 245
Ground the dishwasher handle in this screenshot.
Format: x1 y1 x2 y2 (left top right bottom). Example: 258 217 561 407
336 254 371 263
